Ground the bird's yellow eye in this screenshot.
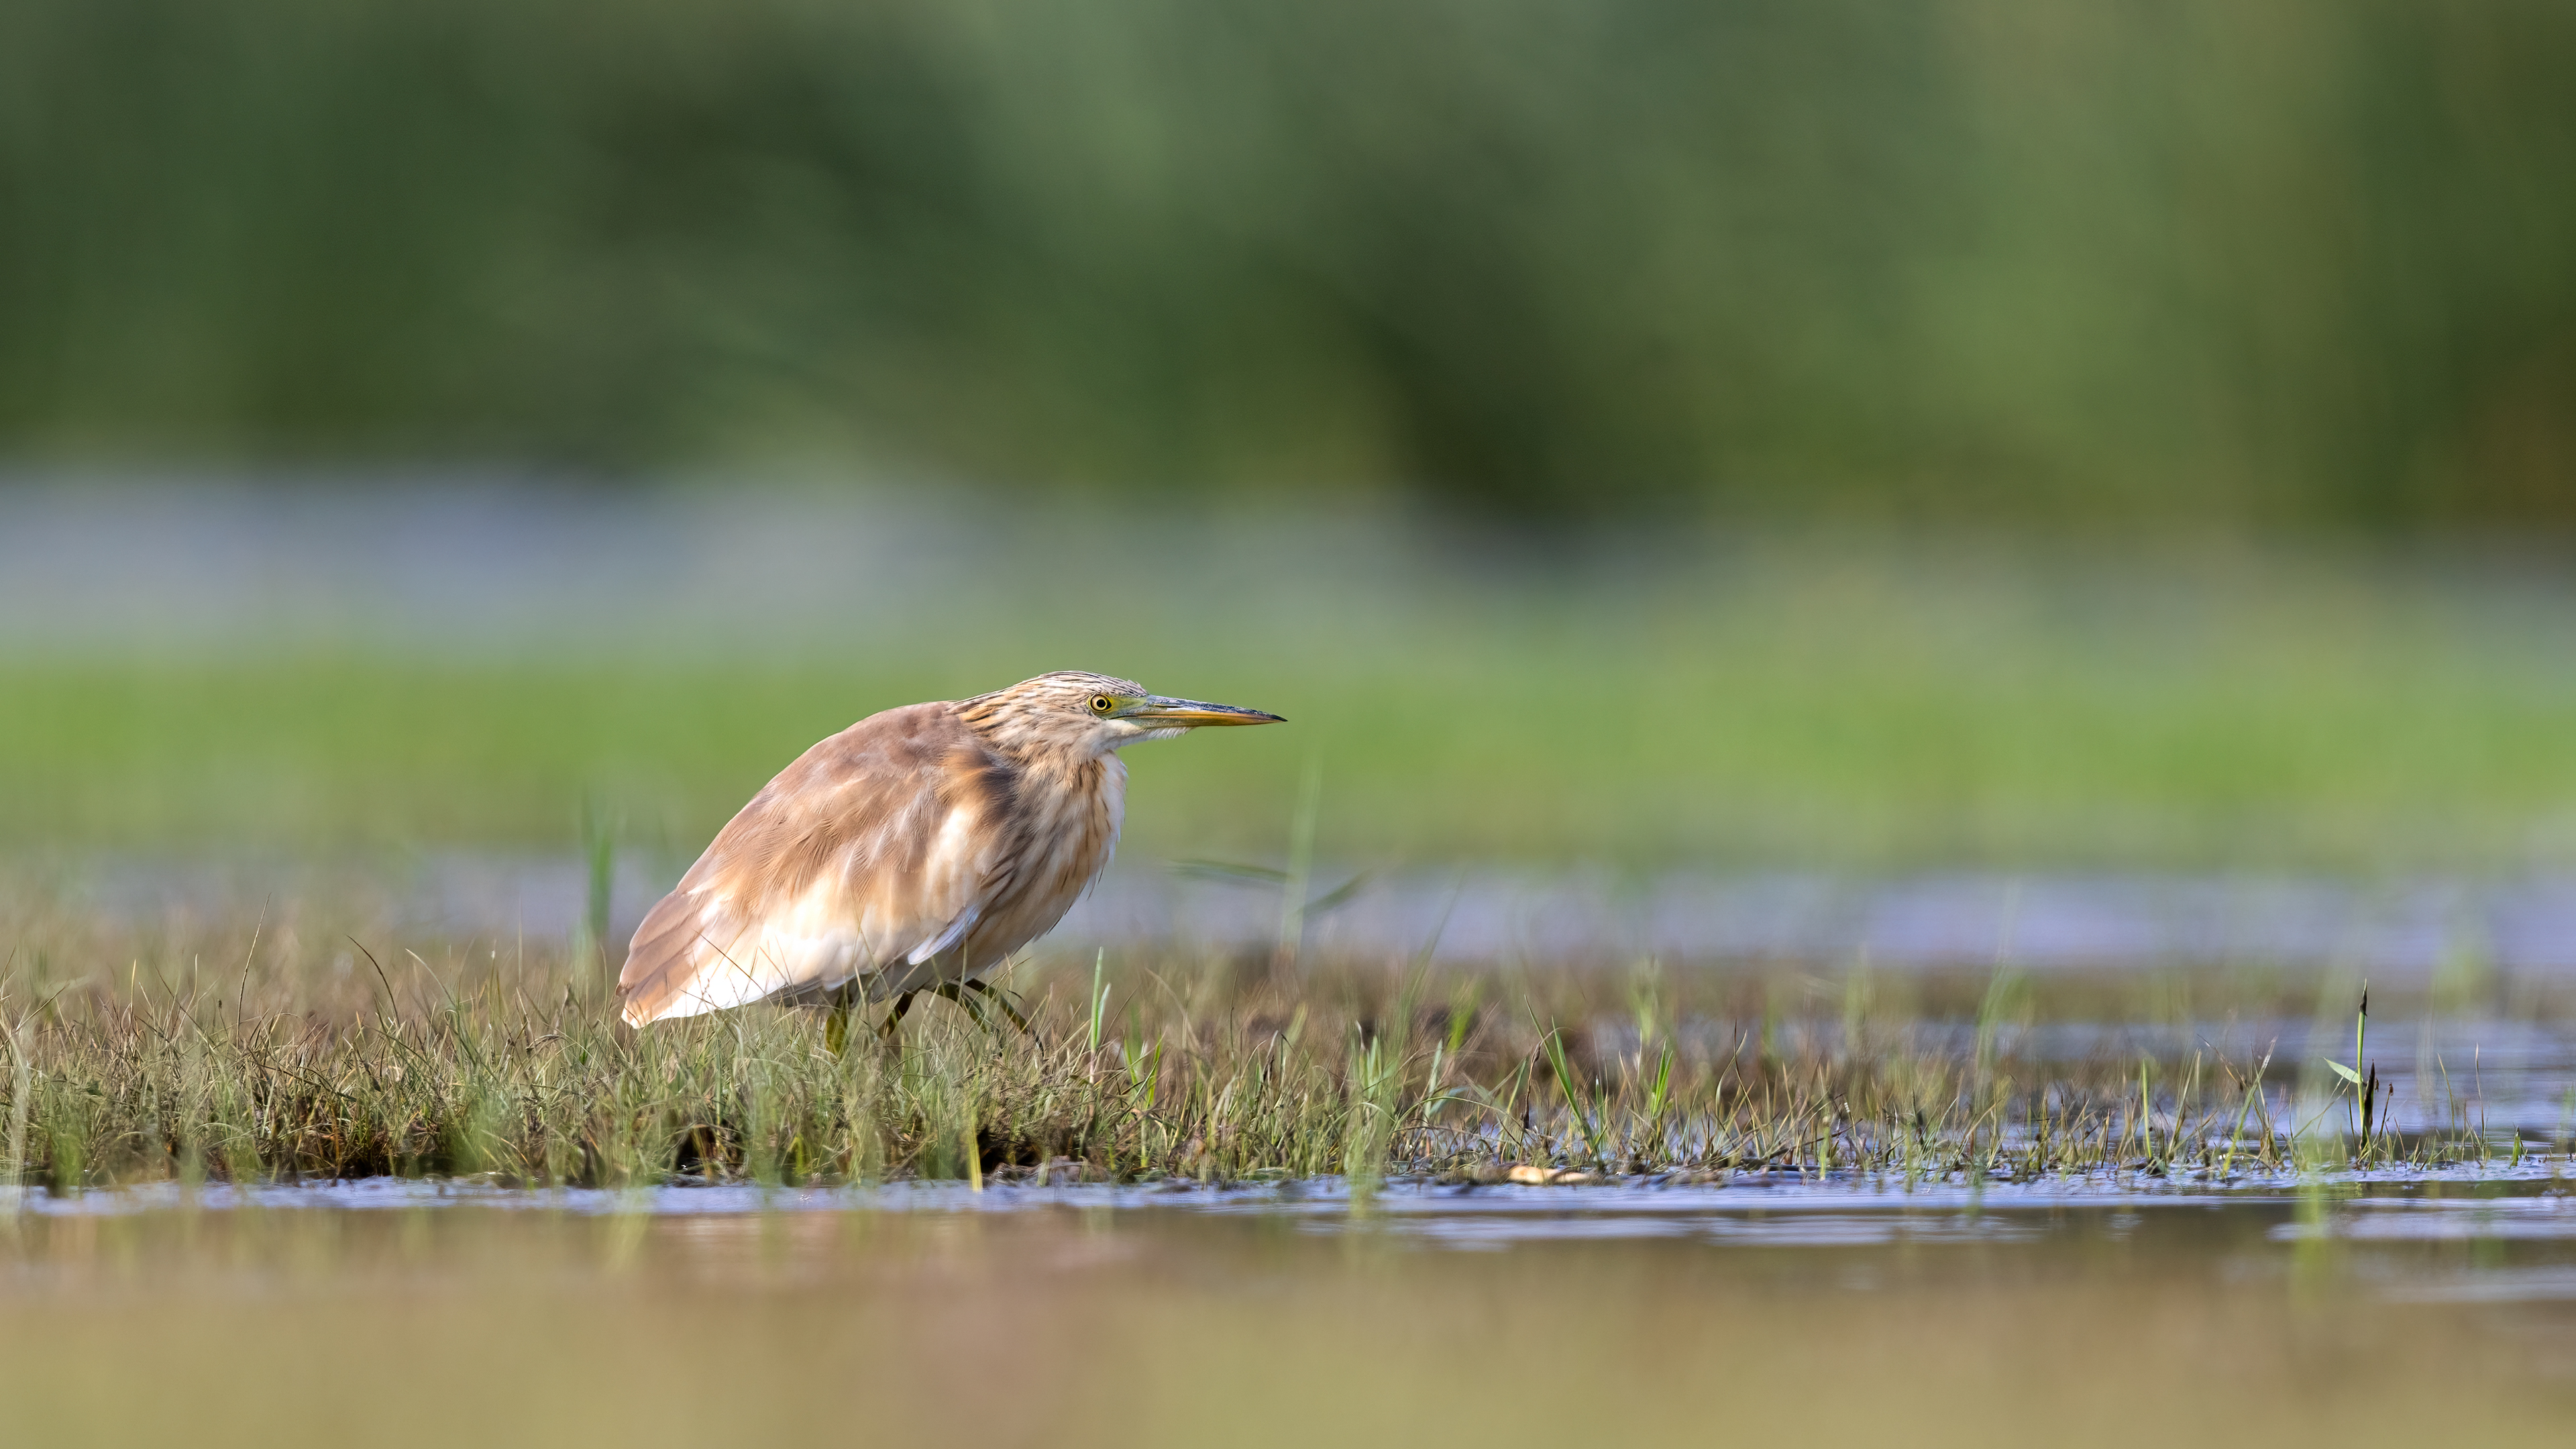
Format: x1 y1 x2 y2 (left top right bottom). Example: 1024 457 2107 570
1091 694 1115 714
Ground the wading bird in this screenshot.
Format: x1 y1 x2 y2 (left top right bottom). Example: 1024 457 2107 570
616 672 1281 1041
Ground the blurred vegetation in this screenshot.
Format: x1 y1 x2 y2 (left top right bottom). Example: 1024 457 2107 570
5 0 2575 525
10 542 2576 869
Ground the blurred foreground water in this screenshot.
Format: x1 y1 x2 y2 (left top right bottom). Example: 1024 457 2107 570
5 1178 2576 1446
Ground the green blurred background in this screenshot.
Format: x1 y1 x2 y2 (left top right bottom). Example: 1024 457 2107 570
7 0 2574 525
5 0 2576 872
13 532 2576 871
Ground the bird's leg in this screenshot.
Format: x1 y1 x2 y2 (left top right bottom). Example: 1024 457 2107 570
921 980 981 1029
909 979 1034 1038
955 977 1034 1038
822 980 866 1056
879 989 920 1042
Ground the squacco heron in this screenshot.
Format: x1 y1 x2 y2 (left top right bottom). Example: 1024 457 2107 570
616 672 1281 1036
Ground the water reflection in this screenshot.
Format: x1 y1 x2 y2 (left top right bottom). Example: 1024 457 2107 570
5 1177 2576 1446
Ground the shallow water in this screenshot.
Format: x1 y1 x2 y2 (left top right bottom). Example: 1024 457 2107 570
49 849 2576 976
7 1175 2576 1447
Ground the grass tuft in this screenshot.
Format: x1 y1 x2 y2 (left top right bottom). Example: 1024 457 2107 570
0 898 2554 1190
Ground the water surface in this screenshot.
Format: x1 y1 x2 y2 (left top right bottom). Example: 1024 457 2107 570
7 1175 2575 1447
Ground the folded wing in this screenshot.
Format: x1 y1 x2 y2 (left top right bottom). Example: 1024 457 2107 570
616 704 1005 1026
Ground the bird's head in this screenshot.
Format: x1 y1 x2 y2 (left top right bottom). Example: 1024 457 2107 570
963 671 1284 756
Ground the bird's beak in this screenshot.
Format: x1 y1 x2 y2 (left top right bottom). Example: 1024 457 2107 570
1127 696 1285 727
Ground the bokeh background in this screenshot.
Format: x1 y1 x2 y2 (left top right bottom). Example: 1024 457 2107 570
7 0 2576 902
16 15 2576 1421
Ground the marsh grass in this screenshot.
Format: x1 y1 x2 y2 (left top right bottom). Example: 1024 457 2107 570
0 896 2559 1191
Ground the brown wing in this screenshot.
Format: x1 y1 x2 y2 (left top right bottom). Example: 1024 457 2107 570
616 702 1012 1025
